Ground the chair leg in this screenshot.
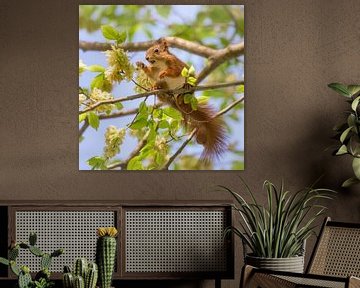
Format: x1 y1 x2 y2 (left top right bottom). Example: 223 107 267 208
240 265 255 288
349 276 360 288
215 278 221 288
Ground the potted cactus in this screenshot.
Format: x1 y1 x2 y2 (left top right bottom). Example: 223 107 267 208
0 232 64 288
96 227 118 288
62 258 98 288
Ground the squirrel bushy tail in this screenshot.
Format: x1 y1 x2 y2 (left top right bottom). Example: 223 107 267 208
175 95 227 161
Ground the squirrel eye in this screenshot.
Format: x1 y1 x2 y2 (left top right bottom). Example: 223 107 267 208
154 48 159 53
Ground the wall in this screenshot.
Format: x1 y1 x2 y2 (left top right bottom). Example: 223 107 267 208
1 0 359 287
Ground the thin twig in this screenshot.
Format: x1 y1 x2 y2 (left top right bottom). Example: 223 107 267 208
131 78 149 92
79 81 243 115
161 128 198 170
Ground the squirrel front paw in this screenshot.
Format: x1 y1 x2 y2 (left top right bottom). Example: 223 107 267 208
159 71 168 79
136 61 145 69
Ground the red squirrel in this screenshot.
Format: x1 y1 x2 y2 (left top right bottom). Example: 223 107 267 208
136 38 227 161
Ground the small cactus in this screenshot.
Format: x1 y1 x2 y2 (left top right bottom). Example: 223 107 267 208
9 246 19 260
29 245 44 257
18 269 32 288
51 248 64 257
85 262 98 288
10 260 20 276
41 253 52 270
29 232 37 246
96 227 118 288
63 260 98 288
63 272 74 288
74 275 85 288
74 258 88 279
35 268 50 281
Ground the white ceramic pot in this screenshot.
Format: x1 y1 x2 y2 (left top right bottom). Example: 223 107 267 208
245 254 305 273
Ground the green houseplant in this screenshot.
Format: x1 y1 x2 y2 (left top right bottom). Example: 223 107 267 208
328 83 360 187
222 179 334 272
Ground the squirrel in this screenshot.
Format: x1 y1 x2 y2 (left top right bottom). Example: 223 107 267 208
136 38 227 161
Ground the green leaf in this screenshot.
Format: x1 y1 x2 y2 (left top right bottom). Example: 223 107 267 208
130 118 148 130
351 96 360 111
340 126 352 143
328 83 351 97
87 156 107 170
181 67 188 77
90 73 105 90
348 85 360 97
237 84 245 94
163 107 183 120
190 97 198 110
183 94 192 104
155 6 171 18
101 25 120 40
158 120 169 129
115 102 123 110
336 145 348 155
347 114 356 128
79 113 87 123
187 76 197 86
188 65 195 76
349 135 360 157
116 31 127 44
87 65 105 72
352 157 360 179
127 156 143 170
170 120 180 131
87 112 99 130
342 177 360 188
197 96 209 104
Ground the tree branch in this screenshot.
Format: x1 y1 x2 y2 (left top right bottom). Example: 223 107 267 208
79 81 243 115
197 42 245 83
80 36 219 58
79 120 89 138
161 96 245 170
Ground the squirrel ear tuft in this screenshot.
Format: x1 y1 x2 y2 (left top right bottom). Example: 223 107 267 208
157 38 168 51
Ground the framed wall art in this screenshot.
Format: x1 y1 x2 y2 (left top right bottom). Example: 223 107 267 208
79 5 244 170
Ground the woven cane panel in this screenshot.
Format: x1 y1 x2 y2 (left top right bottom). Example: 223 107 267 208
125 210 227 273
15 211 115 272
310 226 360 277
277 275 345 288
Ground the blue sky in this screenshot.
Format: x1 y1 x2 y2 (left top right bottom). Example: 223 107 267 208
79 5 244 170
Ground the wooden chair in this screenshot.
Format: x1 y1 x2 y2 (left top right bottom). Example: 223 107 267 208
241 217 360 288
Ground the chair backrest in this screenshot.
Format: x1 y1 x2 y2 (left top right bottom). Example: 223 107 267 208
307 217 360 277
